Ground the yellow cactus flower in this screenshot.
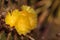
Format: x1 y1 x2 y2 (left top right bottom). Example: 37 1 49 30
5 5 37 35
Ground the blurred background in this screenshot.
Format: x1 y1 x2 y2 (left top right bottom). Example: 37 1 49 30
0 0 60 40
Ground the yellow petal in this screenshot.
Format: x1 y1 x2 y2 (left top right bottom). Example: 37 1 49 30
15 14 31 35
5 9 20 27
